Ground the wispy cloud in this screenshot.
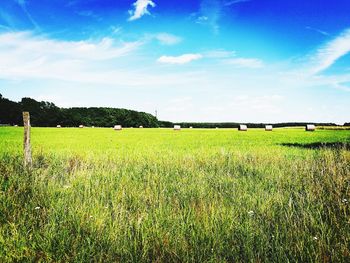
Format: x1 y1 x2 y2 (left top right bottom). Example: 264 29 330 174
224 0 251 6
13 0 40 30
196 0 250 34
334 82 350 92
77 10 101 20
0 9 16 28
155 33 182 45
0 32 141 82
128 0 156 21
157 54 203 64
0 24 11 30
197 0 221 34
309 28 350 74
0 31 202 87
305 26 329 36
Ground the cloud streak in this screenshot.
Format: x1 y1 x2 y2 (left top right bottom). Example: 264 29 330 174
157 54 203 64
14 0 40 30
155 33 182 45
310 28 350 74
128 0 156 21
305 26 329 36
224 0 251 6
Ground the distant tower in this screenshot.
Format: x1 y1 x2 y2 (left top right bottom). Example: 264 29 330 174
155 110 158 119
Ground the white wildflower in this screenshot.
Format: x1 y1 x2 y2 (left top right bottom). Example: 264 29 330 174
248 211 254 216
34 206 40 210
313 236 318 240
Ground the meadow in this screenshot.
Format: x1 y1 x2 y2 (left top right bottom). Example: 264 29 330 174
0 127 349 262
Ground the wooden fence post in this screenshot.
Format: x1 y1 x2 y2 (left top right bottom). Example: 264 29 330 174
23 112 32 167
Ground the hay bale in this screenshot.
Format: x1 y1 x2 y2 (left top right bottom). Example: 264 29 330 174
174 125 181 131
265 125 273 131
57 125 61 128
239 125 248 131
91 126 95 128
79 125 84 128
189 126 193 129
114 125 122 131
306 124 315 131
139 125 143 128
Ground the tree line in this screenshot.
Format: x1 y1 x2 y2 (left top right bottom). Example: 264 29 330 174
0 94 159 127
0 94 344 128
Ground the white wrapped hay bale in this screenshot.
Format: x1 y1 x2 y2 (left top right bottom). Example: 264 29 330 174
79 125 84 128
139 125 143 128
174 125 181 131
57 125 61 128
265 125 273 131
189 126 193 129
114 125 122 131
306 124 315 131
239 125 248 131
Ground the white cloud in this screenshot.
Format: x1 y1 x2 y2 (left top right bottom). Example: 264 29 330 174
224 58 264 68
0 32 140 61
310 28 350 74
155 33 182 45
0 31 204 87
158 54 203 64
128 0 156 21
0 31 140 83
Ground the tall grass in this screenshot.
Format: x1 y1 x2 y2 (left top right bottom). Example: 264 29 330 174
0 127 349 262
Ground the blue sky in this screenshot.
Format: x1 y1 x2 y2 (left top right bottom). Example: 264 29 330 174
0 0 350 123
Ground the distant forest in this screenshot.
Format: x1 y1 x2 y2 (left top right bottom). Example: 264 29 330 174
0 94 159 128
0 94 346 128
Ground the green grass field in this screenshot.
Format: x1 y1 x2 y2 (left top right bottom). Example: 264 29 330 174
0 127 349 262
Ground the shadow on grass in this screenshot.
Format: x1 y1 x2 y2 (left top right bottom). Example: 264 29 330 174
280 142 350 150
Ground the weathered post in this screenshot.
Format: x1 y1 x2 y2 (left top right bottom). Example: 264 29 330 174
23 112 32 167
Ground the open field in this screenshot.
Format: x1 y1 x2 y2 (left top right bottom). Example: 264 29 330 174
0 127 349 262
